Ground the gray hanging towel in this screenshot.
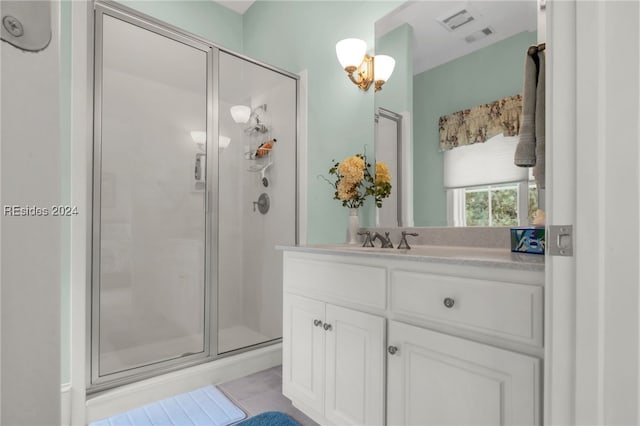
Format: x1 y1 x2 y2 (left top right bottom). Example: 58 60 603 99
514 48 539 167
533 50 546 189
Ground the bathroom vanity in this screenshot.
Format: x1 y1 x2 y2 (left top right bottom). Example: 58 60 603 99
280 245 544 426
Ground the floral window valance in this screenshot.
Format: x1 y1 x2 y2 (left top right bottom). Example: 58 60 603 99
438 94 522 151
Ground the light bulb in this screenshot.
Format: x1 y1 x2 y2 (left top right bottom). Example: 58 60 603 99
374 55 395 82
336 38 367 69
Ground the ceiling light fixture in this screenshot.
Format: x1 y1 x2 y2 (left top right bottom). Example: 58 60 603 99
335 38 395 92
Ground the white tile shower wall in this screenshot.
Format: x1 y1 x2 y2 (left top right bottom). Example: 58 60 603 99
243 80 297 340
218 97 248 334
217 52 297 352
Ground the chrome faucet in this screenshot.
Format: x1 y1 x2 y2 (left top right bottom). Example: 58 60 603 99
397 231 419 250
357 231 374 247
372 232 394 248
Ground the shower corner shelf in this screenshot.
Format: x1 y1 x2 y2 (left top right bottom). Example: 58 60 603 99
247 162 271 173
245 138 276 170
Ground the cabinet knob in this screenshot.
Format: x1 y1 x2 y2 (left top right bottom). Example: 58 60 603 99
443 297 455 308
323 323 332 331
388 345 398 355
313 319 323 327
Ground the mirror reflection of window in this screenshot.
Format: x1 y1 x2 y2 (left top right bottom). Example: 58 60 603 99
454 182 537 227
444 134 536 226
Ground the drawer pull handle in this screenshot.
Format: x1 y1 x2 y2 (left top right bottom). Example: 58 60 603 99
443 297 455 308
313 319 323 327
323 323 333 331
388 346 398 355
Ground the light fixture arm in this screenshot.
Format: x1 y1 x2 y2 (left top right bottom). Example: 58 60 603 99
336 38 394 92
345 54 374 91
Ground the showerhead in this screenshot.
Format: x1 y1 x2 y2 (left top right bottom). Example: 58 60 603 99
244 104 269 135
244 123 268 135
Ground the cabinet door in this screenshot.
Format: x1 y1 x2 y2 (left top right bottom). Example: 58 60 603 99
325 304 385 426
387 321 541 426
282 293 325 414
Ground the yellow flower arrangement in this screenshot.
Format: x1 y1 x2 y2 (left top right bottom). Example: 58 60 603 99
327 153 392 208
373 162 392 207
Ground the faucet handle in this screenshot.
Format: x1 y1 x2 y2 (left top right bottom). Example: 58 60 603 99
398 231 419 250
357 231 374 247
384 232 394 248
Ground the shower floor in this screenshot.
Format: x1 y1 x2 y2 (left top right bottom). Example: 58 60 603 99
218 325 273 354
100 333 204 376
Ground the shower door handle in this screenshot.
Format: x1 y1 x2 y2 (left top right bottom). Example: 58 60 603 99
194 153 206 181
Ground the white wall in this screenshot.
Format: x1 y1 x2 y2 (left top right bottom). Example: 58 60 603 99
573 1 640 424
547 1 640 425
0 1 61 424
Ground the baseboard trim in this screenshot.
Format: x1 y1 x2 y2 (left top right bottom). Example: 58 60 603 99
84 344 282 424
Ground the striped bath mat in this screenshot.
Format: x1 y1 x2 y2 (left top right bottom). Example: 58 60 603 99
89 385 246 426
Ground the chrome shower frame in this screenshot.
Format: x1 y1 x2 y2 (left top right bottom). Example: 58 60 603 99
90 0 299 392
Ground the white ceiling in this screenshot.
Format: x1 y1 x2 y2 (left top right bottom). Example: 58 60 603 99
215 0 255 15
213 1 537 75
376 1 538 75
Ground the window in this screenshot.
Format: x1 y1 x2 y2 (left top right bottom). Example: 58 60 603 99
466 182 537 226
449 181 537 227
442 133 539 227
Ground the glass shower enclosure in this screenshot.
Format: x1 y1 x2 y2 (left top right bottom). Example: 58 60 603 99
91 3 297 389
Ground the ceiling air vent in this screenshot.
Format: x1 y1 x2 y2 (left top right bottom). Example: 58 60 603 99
437 8 475 31
465 27 495 43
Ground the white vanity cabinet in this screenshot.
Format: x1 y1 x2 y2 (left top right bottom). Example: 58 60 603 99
283 293 385 425
281 248 544 426
386 321 540 426
282 255 387 425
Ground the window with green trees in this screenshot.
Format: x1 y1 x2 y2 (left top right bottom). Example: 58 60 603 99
463 182 537 226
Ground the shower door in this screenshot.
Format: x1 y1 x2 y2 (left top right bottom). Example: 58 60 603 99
217 52 297 354
91 6 215 386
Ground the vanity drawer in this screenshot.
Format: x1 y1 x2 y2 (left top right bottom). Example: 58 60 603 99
390 270 543 346
283 253 387 310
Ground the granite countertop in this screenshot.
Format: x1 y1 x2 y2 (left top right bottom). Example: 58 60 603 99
277 244 545 272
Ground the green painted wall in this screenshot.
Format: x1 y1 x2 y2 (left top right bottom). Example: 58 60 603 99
243 1 401 242
375 23 413 115
413 31 537 226
120 0 243 51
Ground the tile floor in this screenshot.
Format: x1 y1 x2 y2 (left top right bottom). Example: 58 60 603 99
217 366 318 426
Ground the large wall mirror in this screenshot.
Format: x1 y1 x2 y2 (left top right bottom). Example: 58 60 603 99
374 0 539 227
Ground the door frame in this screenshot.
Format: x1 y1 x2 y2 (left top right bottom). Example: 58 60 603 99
544 1 577 424
544 1 640 424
